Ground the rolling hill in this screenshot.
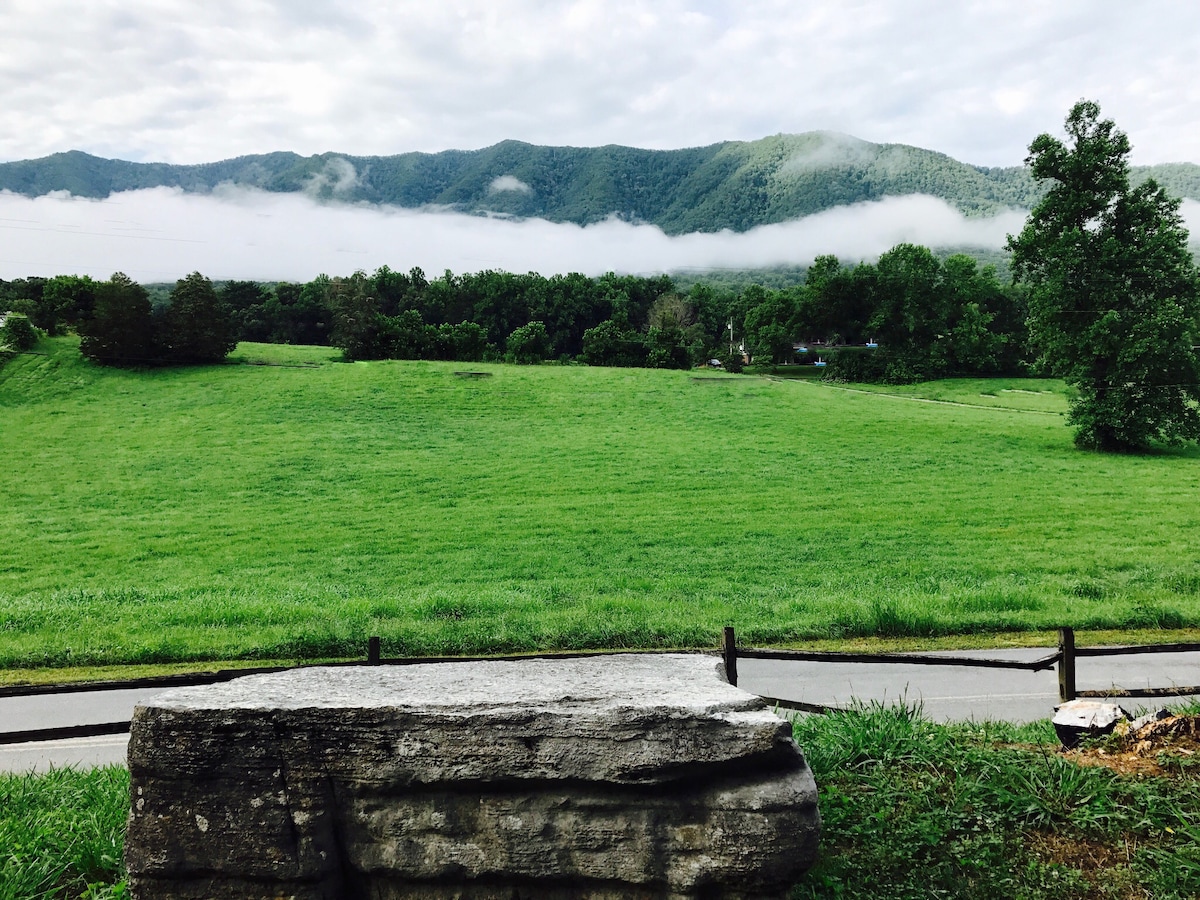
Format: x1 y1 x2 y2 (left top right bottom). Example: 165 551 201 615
2 132 1198 235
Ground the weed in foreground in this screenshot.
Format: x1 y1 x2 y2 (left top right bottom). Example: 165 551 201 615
0 766 129 900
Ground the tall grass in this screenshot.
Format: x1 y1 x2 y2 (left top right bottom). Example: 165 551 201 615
792 704 1200 899
0 767 128 900
3 338 1200 667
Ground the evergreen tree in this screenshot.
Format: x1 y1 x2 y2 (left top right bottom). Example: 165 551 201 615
161 272 238 364
79 272 156 366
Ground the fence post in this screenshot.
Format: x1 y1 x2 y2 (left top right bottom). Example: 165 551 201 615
722 626 738 687
1057 627 1075 702
368 636 381 666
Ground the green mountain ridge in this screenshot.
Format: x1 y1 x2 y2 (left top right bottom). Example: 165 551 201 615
2 132 1198 235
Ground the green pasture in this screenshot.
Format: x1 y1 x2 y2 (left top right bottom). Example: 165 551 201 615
2 337 1200 668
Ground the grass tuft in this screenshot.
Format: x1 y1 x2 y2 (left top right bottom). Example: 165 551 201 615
0 767 129 900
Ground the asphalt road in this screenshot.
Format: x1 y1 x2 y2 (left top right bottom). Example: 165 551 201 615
739 647 1200 722
3 650 1199 772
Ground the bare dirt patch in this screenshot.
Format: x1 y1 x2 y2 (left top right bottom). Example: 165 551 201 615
1063 714 1200 777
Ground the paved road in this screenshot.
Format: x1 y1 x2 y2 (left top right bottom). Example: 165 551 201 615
741 648 1200 723
0 734 130 772
3 650 1199 772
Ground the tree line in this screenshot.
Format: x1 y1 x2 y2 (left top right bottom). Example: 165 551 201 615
0 272 237 366
0 250 1029 377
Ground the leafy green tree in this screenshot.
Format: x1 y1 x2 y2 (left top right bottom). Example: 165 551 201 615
389 309 434 359
270 281 331 346
1008 101 1200 451
161 272 238 364
328 271 390 360
645 293 705 368
741 284 798 364
580 319 647 367
220 280 273 342
39 275 96 334
0 278 46 330
436 321 489 361
79 273 156 366
506 321 551 364
796 256 876 346
870 243 952 381
941 255 1007 374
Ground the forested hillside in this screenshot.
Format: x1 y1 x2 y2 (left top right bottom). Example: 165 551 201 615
4 132 1197 234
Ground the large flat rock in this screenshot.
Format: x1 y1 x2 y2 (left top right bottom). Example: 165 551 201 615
126 653 820 899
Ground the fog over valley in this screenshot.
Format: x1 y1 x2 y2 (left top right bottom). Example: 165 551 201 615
0 187 1044 282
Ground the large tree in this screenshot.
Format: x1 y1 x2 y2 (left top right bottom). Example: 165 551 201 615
161 272 238 364
79 272 156 366
1008 101 1200 451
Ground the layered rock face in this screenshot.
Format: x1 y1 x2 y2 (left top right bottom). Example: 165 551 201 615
125 654 820 899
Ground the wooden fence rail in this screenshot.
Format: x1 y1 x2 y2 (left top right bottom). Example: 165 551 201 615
4 630 1200 745
1058 626 1200 701
725 626 1200 706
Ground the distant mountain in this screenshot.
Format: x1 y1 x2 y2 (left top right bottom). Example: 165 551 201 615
2 133 1198 235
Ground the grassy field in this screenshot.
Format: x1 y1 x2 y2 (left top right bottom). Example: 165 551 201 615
7 704 1200 900
2 337 1200 669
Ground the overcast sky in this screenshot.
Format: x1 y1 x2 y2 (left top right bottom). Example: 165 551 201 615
4 0 1197 167
2 0 1198 281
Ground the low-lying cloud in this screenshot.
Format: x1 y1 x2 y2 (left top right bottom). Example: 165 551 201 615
4 187 1186 284
303 157 360 198
780 132 878 175
489 175 532 194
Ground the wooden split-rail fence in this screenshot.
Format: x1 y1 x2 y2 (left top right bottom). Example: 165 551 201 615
1 628 1199 745
722 625 1200 714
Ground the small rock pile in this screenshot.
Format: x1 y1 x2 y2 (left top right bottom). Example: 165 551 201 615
1061 708 1200 776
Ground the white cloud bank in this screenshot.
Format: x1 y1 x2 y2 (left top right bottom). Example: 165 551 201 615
0 188 1026 282
3 188 1196 284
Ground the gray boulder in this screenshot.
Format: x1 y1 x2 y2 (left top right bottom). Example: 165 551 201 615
125 654 820 899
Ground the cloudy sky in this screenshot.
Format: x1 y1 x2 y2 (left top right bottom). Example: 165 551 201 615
2 0 1198 280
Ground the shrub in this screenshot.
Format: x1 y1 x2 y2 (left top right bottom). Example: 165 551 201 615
717 348 745 373
0 312 40 351
506 321 551 364
822 347 888 382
